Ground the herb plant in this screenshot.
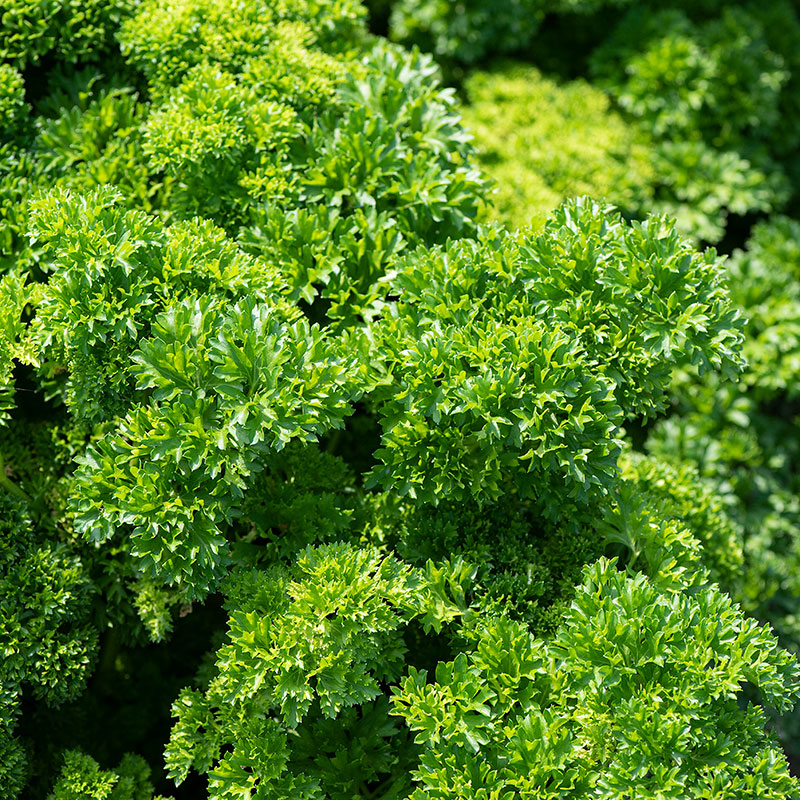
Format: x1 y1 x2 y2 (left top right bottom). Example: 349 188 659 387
2 0 800 797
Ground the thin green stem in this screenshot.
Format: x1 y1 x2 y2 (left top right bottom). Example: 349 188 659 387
0 451 32 505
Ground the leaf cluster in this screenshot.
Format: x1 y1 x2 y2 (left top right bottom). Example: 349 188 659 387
367 198 742 505
461 63 654 231
393 560 800 799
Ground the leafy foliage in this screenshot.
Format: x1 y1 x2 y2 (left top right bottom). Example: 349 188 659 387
590 7 788 151
384 0 632 68
462 63 654 230
387 0 546 67
71 291 365 595
393 560 800 799
367 198 742 504
29 187 292 423
2 0 800 796
725 216 800 397
589 2 799 241
0 64 27 137
610 451 743 590
0 0 135 67
117 0 487 317
644 141 788 244
395 494 602 634
48 751 165 800
164 544 471 795
117 0 367 84
0 490 99 800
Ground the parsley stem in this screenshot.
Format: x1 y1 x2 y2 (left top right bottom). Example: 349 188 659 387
0 451 33 505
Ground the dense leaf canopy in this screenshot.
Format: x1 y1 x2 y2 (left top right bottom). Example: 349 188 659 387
2 0 800 797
